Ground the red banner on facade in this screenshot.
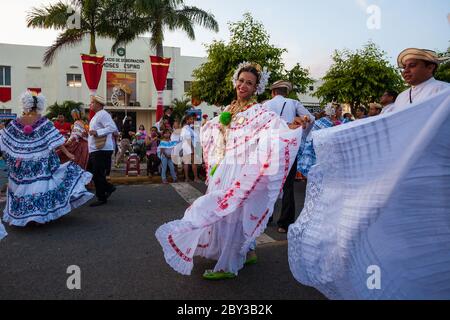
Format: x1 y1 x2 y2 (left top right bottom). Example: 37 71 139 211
0 87 11 103
150 56 171 122
81 54 105 95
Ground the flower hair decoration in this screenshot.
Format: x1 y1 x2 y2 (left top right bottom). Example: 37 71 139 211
20 90 46 113
324 103 337 117
232 61 271 95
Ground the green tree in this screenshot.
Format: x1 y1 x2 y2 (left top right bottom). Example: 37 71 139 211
189 13 313 106
113 0 219 58
26 0 127 65
46 101 84 122
315 41 405 114
435 45 450 83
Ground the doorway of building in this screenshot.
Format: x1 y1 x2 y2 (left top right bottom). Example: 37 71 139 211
111 111 137 132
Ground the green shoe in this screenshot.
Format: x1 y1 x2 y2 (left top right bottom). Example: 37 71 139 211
203 270 236 280
244 256 258 266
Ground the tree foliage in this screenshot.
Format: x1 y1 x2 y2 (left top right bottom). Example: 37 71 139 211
27 0 134 65
189 13 313 106
46 100 84 122
435 45 450 83
113 0 219 57
314 41 405 114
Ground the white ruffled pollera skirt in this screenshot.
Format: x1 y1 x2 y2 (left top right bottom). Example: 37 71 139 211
3 161 93 227
156 116 301 276
288 89 450 300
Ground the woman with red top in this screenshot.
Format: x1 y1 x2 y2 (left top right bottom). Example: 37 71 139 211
53 114 72 138
59 108 89 169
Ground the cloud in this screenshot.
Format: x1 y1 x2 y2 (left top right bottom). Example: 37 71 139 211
356 0 369 12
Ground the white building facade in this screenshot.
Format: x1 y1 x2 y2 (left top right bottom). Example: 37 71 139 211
298 79 323 113
0 37 220 129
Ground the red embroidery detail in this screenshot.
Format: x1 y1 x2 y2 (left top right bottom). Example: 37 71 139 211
237 150 273 208
250 209 270 237
279 137 297 192
168 235 193 262
226 118 274 151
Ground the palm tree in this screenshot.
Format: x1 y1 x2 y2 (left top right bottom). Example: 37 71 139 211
46 100 84 122
113 0 219 58
171 97 191 120
27 0 125 65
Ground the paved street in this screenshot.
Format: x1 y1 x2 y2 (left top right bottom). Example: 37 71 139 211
0 180 325 300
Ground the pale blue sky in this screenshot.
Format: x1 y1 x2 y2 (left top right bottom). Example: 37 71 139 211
1 0 449 78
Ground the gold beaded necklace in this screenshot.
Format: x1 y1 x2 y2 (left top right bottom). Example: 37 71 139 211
228 98 257 123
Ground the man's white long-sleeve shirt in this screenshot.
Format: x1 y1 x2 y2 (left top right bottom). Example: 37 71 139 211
264 95 314 124
390 77 450 112
88 109 118 153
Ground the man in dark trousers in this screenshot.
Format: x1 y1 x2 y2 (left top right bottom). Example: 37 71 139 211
264 80 314 233
88 96 118 207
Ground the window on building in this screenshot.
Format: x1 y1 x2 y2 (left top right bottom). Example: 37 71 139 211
309 86 314 92
184 81 193 93
67 74 82 87
0 66 11 86
166 78 173 90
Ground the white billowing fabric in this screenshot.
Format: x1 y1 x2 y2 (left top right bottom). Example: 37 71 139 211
156 104 301 275
393 77 449 112
0 117 94 226
0 221 6 240
88 110 118 153
288 88 450 299
380 103 395 114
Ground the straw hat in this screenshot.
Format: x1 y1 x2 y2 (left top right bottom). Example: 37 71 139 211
270 80 293 93
397 48 449 68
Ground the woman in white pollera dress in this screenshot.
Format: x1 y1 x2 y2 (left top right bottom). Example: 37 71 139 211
156 62 305 280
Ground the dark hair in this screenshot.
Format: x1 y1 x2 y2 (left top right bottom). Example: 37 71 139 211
385 90 398 101
237 66 260 85
357 106 367 114
32 96 38 112
424 61 438 76
151 126 158 131
162 129 171 135
181 114 194 127
139 125 145 130
343 113 353 119
272 87 288 97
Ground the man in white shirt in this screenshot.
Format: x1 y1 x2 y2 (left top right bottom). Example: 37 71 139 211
380 90 398 114
88 95 119 207
392 48 449 112
263 80 314 233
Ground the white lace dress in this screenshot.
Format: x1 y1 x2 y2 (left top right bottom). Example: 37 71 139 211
288 89 450 299
0 117 94 226
156 103 302 275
